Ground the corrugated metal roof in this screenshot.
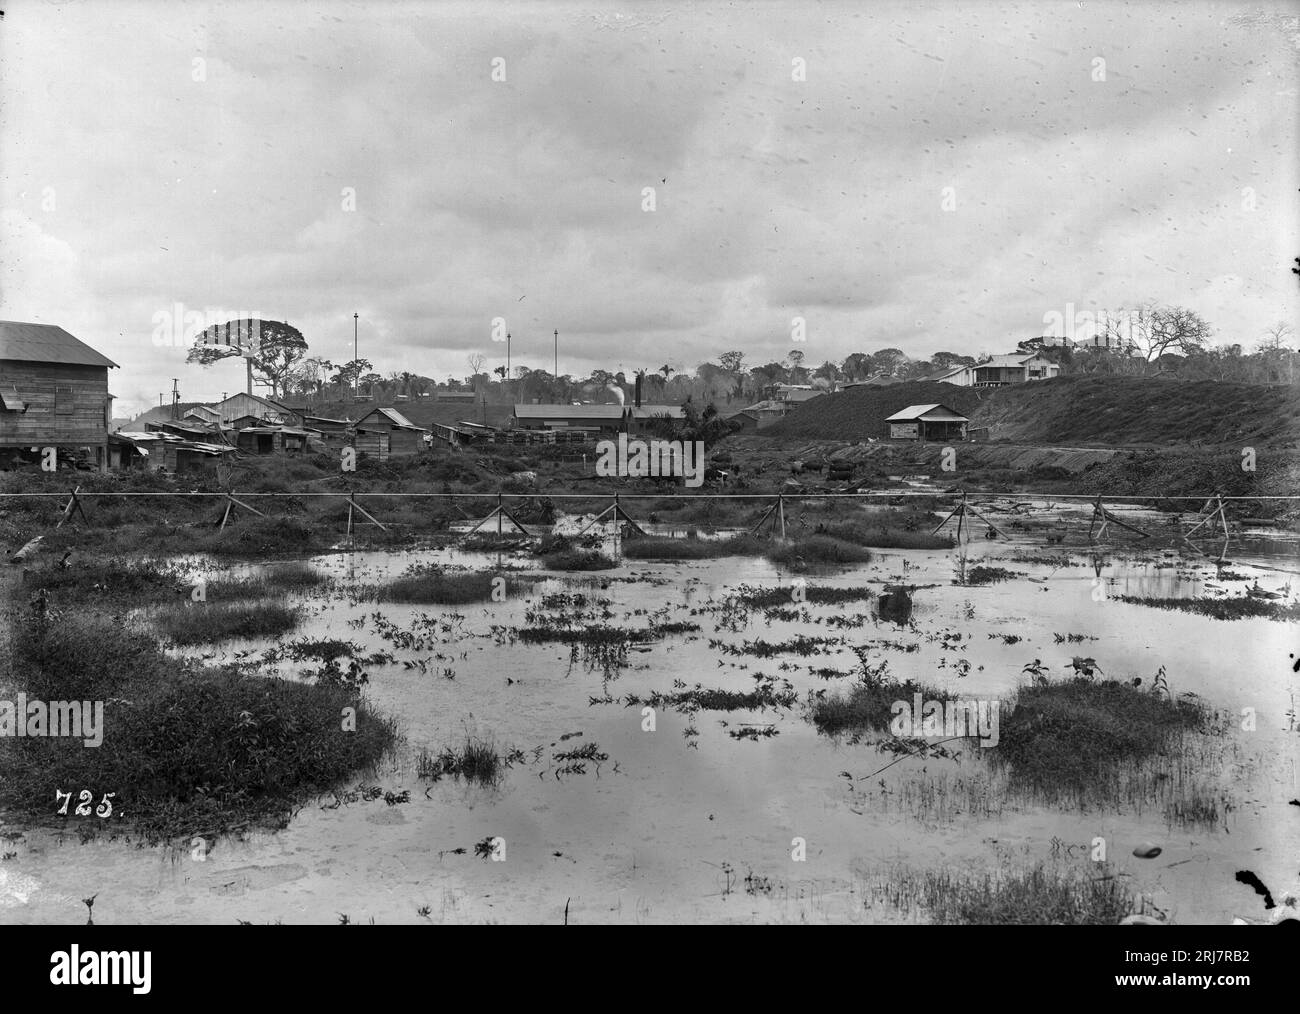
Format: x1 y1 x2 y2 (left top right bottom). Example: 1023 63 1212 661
886 403 969 422
356 406 425 429
514 404 625 419
0 321 119 368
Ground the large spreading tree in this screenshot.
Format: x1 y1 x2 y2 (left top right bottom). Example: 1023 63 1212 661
188 319 309 398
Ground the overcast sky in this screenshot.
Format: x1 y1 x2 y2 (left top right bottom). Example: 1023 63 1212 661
2 0 1296 416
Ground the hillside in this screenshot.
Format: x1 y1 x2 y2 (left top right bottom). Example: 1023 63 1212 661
765 376 1300 447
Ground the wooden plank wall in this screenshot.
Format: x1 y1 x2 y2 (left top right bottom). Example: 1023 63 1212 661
0 361 110 446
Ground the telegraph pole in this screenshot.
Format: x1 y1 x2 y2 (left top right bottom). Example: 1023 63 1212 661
353 313 359 398
554 329 558 380
507 332 512 403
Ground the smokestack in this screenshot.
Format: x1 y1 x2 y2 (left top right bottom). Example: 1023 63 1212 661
635 372 643 408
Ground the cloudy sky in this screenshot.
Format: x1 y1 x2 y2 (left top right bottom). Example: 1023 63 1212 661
1 0 1296 416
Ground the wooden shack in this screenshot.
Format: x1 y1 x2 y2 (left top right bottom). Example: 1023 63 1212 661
885 404 970 441
0 321 118 470
354 407 428 460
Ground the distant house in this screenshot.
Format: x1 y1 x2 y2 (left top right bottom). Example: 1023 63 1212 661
354 406 428 459
436 390 477 403
936 353 1061 387
0 320 118 470
735 399 789 429
842 374 903 390
885 404 970 441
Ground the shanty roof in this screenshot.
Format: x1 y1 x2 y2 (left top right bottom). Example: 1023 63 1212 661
782 389 825 402
356 406 426 430
239 426 311 436
0 321 119 368
886 404 970 422
514 404 625 419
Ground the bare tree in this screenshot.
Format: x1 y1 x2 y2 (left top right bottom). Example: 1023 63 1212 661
466 351 486 378
1257 320 1295 354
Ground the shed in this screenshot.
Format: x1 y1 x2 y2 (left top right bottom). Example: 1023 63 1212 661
0 320 118 470
354 406 429 459
235 425 312 455
885 404 970 441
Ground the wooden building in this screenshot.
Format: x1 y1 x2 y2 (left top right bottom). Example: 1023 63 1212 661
885 404 970 441
0 321 118 470
235 425 312 455
354 407 429 460
512 404 625 433
211 392 300 427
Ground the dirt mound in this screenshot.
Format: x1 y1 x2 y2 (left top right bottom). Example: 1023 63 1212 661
764 382 985 441
766 376 1300 447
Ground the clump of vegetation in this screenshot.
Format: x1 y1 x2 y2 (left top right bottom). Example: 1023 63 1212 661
989 677 1218 799
875 862 1135 925
767 535 873 566
814 520 952 550
17 557 185 603
1115 595 1300 622
959 565 1022 586
1 607 395 843
811 678 956 735
621 533 769 559
369 564 529 604
417 737 512 786
153 600 302 646
541 548 618 571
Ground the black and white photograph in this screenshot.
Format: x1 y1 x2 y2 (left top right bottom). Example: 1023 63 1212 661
0 0 1297 983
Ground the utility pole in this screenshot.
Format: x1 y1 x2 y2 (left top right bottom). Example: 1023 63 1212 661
554 329 558 380
171 378 180 420
506 332 512 404
353 313 359 398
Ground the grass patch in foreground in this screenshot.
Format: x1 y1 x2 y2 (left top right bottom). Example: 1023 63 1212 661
1115 595 1300 622
876 862 1135 925
152 600 302 645
0 609 396 843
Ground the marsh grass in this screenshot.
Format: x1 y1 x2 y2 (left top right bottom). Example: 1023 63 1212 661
872 862 1135 925
417 737 508 786
810 678 958 735
153 600 302 646
621 533 770 559
814 520 952 550
367 564 530 604
1116 595 1300 622
767 535 872 566
0 609 396 843
991 678 1214 790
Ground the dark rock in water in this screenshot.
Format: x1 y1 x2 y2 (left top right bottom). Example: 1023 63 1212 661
877 586 913 626
1133 842 1163 859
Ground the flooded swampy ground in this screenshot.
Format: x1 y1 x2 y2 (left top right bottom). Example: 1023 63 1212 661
2 527 1297 925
